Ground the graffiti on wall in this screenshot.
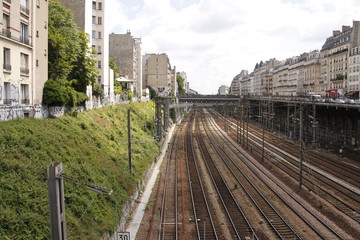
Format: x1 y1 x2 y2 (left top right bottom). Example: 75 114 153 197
10 84 19 103
0 106 24 121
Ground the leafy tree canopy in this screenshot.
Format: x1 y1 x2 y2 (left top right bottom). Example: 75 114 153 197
176 74 185 96
44 0 98 107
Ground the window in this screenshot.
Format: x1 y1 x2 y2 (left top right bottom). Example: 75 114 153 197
21 84 29 104
20 53 29 75
92 1 96 9
20 23 29 44
3 14 10 37
20 0 28 7
20 0 29 14
98 31 102 39
92 16 96 24
98 2 102 10
4 82 11 104
98 61 101 68
3 48 11 71
98 17 102 25
92 30 96 39
37 0 40 8
97 46 101 54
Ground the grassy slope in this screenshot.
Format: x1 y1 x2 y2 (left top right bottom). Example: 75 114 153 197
0 102 160 240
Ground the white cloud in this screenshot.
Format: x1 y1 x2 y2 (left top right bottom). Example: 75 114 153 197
108 0 360 94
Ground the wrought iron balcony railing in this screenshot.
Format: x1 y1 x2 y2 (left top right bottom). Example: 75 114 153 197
20 5 29 15
21 99 30 105
20 67 29 75
3 99 11 105
2 29 11 38
3 64 11 71
20 36 30 45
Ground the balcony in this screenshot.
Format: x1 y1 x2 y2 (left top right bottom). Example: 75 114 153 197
3 64 11 71
20 67 29 75
21 99 30 105
20 5 29 15
3 99 11 105
2 29 11 38
20 36 30 45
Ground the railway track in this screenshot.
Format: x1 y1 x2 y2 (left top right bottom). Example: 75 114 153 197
159 128 180 239
185 113 218 239
200 110 302 239
212 110 360 225
202 108 349 239
194 114 257 240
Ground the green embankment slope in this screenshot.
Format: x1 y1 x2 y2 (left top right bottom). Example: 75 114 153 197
0 102 160 240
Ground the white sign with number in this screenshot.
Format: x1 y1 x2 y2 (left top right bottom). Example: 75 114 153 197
117 232 130 240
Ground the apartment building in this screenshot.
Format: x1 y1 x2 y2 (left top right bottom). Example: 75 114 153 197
348 46 360 97
230 70 248 95
321 21 360 97
0 0 48 106
218 85 229 95
143 53 177 97
60 0 109 101
299 50 321 95
109 31 142 97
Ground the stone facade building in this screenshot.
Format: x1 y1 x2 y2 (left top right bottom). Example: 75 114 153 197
143 53 177 97
218 85 229 95
60 0 110 101
233 21 360 99
321 21 360 97
348 46 360 97
109 31 142 97
0 0 48 106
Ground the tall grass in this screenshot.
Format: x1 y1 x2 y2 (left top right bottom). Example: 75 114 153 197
0 102 159 239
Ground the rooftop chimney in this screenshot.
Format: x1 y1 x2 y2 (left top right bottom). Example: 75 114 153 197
333 30 341 37
342 25 351 32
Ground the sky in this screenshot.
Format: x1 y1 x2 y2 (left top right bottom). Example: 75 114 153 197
107 0 360 94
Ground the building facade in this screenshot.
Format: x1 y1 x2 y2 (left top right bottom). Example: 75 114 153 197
218 85 229 95
143 53 177 97
232 21 360 99
321 21 360 97
60 0 110 101
109 31 142 97
0 0 48 106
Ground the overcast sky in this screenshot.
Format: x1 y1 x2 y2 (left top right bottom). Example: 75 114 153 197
107 0 360 94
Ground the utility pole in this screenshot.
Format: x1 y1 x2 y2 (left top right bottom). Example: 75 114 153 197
48 163 67 240
299 104 304 191
48 163 113 240
128 109 132 175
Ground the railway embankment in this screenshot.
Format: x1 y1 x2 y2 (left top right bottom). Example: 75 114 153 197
0 102 160 240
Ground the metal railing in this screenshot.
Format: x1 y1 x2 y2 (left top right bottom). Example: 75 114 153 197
20 67 29 75
3 99 11 105
3 64 11 71
2 29 11 37
21 99 30 105
20 5 29 15
20 36 30 45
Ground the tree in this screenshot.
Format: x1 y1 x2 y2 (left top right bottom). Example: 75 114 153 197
176 74 185 96
48 0 80 80
44 0 98 107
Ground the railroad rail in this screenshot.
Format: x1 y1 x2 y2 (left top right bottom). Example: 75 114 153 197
214 110 360 225
203 108 347 239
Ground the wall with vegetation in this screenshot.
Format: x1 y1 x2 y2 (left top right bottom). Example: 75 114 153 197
0 102 159 239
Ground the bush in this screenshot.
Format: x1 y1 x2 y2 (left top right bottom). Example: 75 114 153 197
42 78 70 106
